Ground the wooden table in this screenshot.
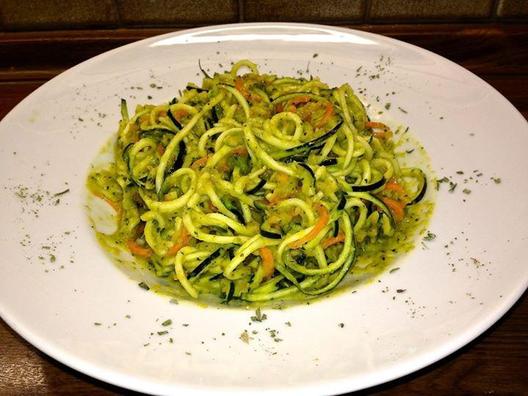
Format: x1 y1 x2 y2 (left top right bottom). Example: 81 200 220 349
1 24 527 395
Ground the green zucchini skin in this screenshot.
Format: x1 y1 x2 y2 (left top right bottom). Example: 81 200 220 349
350 177 386 192
246 179 266 195
167 109 183 130
298 163 315 180
408 170 427 205
320 158 338 166
198 59 211 79
186 84 208 93
167 141 186 174
278 120 343 161
260 229 282 239
189 249 221 279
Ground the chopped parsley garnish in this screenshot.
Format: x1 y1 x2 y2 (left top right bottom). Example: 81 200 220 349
423 231 436 241
269 329 283 342
491 177 502 184
162 319 172 326
239 330 250 344
250 307 267 322
53 188 70 197
436 176 449 190
138 281 150 290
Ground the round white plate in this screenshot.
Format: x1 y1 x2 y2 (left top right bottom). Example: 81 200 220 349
1 23 527 395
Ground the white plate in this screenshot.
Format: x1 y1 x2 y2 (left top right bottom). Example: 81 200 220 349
1 23 527 395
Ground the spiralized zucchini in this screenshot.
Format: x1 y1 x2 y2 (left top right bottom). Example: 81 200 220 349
87 59 430 304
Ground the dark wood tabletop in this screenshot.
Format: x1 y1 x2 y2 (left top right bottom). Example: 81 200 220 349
1 24 527 395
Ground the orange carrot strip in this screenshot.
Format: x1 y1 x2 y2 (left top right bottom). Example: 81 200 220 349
127 240 153 258
321 232 346 249
267 194 284 205
217 161 230 173
207 201 217 212
259 247 275 279
373 130 393 140
290 95 311 105
381 197 405 222
232 145 248 156
275 173 289 183
267 173 291 204
384 178 406 196
249 93 262 103
136 222 146 235
365 121 389 130
173 109 188 120
315 102 334 128
191 155 209 170
235 77 249 99
166 227 191 257
289 204 330 249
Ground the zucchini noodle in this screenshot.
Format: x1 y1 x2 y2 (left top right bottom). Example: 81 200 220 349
87 60 432 305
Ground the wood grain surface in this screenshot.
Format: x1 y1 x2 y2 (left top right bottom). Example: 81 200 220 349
1 24 527 396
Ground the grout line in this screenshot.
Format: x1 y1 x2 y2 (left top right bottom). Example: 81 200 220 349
238 0 244 23
358 16 500 25
364 0 372 23
112 0 123 28
491 0 501 21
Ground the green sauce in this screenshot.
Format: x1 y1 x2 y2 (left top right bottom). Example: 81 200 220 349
86 60 435 308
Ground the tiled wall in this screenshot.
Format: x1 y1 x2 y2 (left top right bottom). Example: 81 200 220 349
1 0 527 30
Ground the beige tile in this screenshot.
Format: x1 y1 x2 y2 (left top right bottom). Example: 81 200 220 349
1 0 119 30
369 0 493 20
116 0 238 25
497 0 528 17
243 0 365 22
